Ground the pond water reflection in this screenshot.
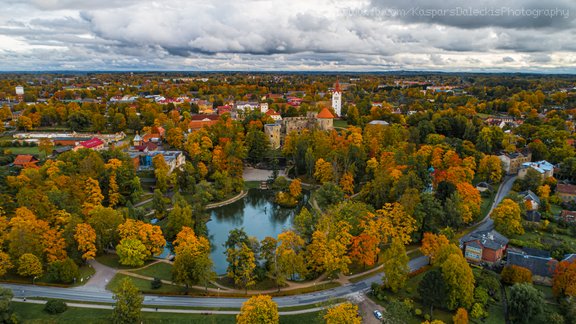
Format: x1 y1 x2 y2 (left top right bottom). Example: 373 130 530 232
207 189 309 274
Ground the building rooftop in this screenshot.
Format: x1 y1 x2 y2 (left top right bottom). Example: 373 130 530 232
462 229 509 251
80 137 104 149
317 107 335 119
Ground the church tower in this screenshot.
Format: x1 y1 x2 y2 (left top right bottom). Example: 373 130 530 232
331 78 342 117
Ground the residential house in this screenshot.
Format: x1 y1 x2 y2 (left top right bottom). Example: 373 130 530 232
519 190 540 211
13 154 39 167
557 184 576 203
507 248 558 279
265 109 282 122
498 151 532 175
518 160 554 180
461 229 509 264
560 210 576 223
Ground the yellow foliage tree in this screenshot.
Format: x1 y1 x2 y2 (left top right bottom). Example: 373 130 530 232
314 158 333 184
74 223 97 261
339 172 355 195
324 303 361 324
453 308 469 324
491 199 524 236
420 232 450 264
237 295 279 324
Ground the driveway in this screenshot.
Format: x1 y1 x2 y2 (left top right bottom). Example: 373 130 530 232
356 293 382 324
79 260 117 292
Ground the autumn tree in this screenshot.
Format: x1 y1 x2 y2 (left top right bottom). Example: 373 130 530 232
456 182 481 223
339 172 355 195
105 158 123 207
453 308 469 324
112 277 143 324
420 232 450 264
43 228 67 263
349 232 380 268
508 283 544 324
491 199 524 236
8 207 49 261
288 179 302 199
165 127 184 149
38 138 54 158
382 238 410 292
82 177 104 214
118 219 165 259
236 295 279 324
314 158 333 184
501 265 533 285
17 253 43 280
74 223 97 261
87 206 124 252
172 227 214 291
323 302 361 324
276 231 307 282
0 253 12 278
553 260 576 297
442 253 475 310
226 243 256 294
477 155 503 183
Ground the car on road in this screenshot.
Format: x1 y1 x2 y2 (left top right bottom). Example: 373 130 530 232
373 310 383 320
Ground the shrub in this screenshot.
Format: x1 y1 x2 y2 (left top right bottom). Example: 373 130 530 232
151 277 162 289
501 265 532 285
414 308 422 316
44 299 67 314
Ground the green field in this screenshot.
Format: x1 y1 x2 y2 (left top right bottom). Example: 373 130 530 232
131 262 173 282
333 120 348 128
11 301 321 324
106 274 186 295
2 146 41 155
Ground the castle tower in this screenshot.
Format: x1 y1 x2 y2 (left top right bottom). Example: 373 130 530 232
317 107 335 131
331 79 342 117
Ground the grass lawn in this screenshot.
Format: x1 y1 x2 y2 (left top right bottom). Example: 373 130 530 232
480 301 505 324
106 274 187 295
12 302 236 324
131 262 173 281
95 254 155 270
3 146 41 155
244 181 262 189
333 120 348 128
480 191 496 219
12 301 321 324
509 228 576 250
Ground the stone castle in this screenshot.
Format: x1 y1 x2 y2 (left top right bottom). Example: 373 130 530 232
264 107 335 149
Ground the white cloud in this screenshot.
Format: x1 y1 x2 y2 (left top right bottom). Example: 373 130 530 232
0 0 574 71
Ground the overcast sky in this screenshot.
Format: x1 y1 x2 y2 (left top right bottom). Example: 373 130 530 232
0 0 575 72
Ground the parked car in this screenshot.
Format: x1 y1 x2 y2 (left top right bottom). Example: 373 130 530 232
373 310 383 320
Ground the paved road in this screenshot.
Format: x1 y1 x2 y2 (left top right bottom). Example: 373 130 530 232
460 175 516 243
4 257 429 308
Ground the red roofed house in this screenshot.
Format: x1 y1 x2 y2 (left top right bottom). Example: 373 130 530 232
265 109 282 122
317 107 335 130
557 184 576 203
75 137 105 151
188 119 218 131
13 154 39 167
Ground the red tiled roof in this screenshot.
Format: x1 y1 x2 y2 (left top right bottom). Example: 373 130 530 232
317 107 335 119
189 120 218 130
190 114 219 121
13 154 38 166
266 109 280 116
80 137 104 149
334 78 341 92
557 184 576 196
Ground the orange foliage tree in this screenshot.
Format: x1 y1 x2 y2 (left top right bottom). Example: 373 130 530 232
420 232 450 264
553 260 576 297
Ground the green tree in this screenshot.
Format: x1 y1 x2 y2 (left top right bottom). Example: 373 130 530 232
152 189 169 219
112 278 143 324
509 283 544 324
382 237 410 292
246 127 270 164
165 196 194 241
237 295 279 324
171 227 214 291
116 238 147 267
0 287 14 323
17 253 43 280
293 207 315 240
418 268 447 317
47 258 80 284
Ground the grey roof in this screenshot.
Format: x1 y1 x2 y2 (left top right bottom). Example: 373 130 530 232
563 254 576 263
461 229 509 251
526 210 542 222
467 241 482 250
507 250 557 277
519 190 541 205
368 120 390 125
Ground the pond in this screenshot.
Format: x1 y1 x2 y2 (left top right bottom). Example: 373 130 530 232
207 189 310 275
